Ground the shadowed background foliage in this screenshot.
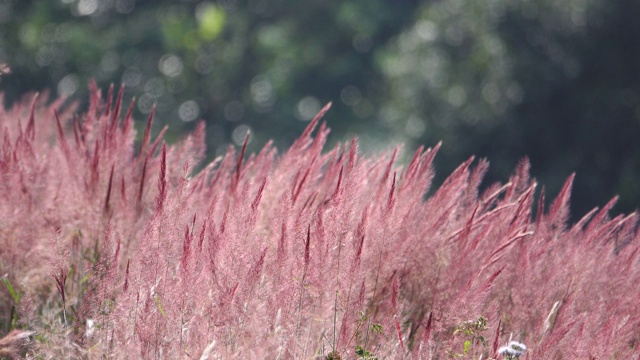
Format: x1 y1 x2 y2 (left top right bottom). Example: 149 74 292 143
1 0 639 219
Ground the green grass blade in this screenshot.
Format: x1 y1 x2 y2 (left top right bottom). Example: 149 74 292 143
2 278 21 304
154 295 165 317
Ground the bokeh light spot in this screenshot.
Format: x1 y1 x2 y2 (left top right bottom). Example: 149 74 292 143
158 54 184 77
115 0 135 14
122 67 142 87
250 76 275 107
196 3 226 41
144 77 165 98
296 96 321 121
447 85 467 107
405 116 426 139
137 93 155 114
340 85 362 106
482 82 500 104
100 51 120 73
415 20 438 42
77 0 98 16
231 124 251 146
195 55 214 74
179 100 200 122
57 73 79 97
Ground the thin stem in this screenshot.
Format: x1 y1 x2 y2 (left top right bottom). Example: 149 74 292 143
332 290 338 352
364 263 380 352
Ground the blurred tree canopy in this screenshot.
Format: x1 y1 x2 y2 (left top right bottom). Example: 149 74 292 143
0 0 639 218
378 0 640 219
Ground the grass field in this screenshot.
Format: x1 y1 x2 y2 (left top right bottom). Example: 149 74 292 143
1 84 638 359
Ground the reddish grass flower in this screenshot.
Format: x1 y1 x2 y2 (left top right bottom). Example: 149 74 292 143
0 84 638 358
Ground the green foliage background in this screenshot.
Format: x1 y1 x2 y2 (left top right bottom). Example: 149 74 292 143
1 0 639 219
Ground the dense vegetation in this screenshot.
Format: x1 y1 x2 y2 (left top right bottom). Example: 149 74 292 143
0 84 638 359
